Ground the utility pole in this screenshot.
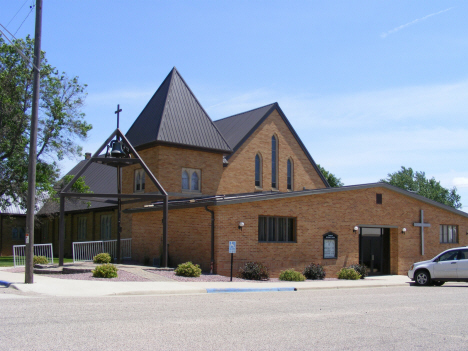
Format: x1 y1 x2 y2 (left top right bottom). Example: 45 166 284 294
25 0 43 284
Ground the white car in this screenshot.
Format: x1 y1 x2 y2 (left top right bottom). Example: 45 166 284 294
408 247 468 286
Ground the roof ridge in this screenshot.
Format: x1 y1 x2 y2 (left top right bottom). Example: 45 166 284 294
214 102 277 122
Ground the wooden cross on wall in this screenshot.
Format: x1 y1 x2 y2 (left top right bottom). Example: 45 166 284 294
414 209 431 256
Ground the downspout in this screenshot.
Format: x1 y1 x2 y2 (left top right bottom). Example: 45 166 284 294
205 206 215 274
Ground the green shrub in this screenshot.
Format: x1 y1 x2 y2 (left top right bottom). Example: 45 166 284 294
92 263 118 278
303 263 326 280
175 261 202 277
337 267 361 280
93 253 111 264
279 269 305 281
33 255 49 265
237 261 269 280
348 264 368 279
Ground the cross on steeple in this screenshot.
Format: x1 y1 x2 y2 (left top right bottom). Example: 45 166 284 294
414 209 431 256
115 104 122 129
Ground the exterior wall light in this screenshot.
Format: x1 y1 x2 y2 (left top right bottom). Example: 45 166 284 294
402 228 407 234
353 226 359 234
238 222 245 230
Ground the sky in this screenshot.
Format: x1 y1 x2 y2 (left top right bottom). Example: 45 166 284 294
1 1 467 210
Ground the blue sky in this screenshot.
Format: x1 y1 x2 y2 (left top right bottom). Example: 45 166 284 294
2 1 467 210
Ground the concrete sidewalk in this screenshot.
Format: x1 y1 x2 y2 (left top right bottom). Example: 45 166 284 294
0 266 411 297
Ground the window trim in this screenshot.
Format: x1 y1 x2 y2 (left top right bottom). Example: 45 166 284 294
258 216 296 243
255 153 263 189
181 168 201 193
134 169 145 193
439 224 458 244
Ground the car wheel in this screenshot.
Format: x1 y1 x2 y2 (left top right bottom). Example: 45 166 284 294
432 281 445 286
414 270 431 286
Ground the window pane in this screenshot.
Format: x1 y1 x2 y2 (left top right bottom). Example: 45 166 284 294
191 172 199 190
268 217 276 241
136 172 140 191
278 218 286 241
287 159 292 190
271 136 277 188
255 154 261 187
448 226 453 242
287 218 295 241
182 171 189 189
141 172 145 190
258 217 266 241
440 225 443 243
453 226 457 243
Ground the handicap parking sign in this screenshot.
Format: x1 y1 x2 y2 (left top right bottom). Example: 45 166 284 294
229 241 236 254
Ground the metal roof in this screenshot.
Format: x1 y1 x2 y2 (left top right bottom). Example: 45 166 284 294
125 182 468 219
214 103 330 187
0 197 26 215
126 67 232 153
38 159 117 214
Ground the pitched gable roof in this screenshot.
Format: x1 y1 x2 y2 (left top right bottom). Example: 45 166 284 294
214 103 330 187
126 67 232 153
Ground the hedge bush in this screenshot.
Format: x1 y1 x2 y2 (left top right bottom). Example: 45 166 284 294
237 261 269 280
337 267 361 280
348 264 368 279
92 263 118 278
33 255 49 265
175 261 202 277
93 253 112 264
303 263 326 280
279 269 305 281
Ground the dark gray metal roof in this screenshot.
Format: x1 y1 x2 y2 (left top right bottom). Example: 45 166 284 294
39 159 117 214
214 103 330 187
125 182 468 219
0 196 26 215
126 67 232 153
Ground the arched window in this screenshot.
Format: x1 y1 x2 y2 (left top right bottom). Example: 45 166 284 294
287 158 293 190
191 172 199 191
271 135 278 188
182 171 189 190
255 153 262 187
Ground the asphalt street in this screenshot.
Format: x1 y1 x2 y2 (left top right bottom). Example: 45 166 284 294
1 284 467 350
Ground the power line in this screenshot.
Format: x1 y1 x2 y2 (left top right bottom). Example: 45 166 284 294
0 22 37 70
6 0 29 28
14 2 35 36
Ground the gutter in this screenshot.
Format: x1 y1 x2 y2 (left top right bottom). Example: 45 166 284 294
205 206 215 274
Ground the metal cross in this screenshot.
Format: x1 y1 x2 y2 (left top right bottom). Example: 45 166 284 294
414 209 431 256
115 104 122 129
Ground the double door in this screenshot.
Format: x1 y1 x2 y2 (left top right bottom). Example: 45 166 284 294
360 227 390 276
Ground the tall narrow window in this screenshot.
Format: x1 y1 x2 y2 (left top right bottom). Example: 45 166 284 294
271 135 278 188
255 154 262 187
182 171 189 190
42 221 49 242
287 158 293 190
191 172 199 191
101 215 112 240
134 169 145 192
77 217 87 241
181 168 201 192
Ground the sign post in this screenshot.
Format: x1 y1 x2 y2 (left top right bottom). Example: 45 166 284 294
229 241 236 282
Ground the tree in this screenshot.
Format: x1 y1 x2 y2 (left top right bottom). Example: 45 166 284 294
0 35 92 210
317 164 344 187
381 166 462 209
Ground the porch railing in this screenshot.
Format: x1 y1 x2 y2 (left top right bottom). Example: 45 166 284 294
13 243 54 267
72 239 132 263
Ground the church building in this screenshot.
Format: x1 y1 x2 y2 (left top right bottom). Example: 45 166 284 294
115 67 468 277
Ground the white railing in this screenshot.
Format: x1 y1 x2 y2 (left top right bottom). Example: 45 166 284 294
72 239 132 263
13 243 54 267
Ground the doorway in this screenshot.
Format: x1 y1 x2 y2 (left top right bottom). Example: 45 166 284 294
359 227 390 276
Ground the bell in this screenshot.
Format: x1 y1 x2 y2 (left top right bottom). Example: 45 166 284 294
110 140 125 158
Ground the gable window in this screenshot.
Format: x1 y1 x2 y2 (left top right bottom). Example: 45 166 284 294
440 225 458 244
101 215 112 240
77 217 87 241
271 135 278 189
255 153 262 188
182 168 201 193
134 169 145 192
287 158 293 190
258 216 296 242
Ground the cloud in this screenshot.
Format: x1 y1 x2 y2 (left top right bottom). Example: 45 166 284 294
381 7 454 38
453 177 468 188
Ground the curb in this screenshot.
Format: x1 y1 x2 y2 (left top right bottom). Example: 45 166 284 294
294 283 409 291
206 287 296 293
0 280 12 288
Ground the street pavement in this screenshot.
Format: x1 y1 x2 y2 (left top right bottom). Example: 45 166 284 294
0 264 411 297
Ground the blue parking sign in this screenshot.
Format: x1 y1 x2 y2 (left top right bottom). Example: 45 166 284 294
229 241 236 254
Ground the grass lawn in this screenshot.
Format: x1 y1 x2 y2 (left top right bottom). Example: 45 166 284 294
0 256 74 267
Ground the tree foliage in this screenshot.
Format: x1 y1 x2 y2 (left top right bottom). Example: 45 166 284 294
381 166 462 209
317 164 344 187
0 36 92 210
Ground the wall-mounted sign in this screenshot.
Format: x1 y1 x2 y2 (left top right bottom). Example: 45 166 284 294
323 233 337 259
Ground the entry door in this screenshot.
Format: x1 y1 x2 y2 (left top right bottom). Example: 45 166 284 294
360 228 382 275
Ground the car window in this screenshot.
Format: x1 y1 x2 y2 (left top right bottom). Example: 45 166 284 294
459 249 468 260
438 250 459 262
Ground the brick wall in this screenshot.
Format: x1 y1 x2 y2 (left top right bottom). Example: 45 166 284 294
217 109 327 194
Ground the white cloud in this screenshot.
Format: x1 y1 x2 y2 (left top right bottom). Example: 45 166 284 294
381 7 454 38
453 177 468 188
